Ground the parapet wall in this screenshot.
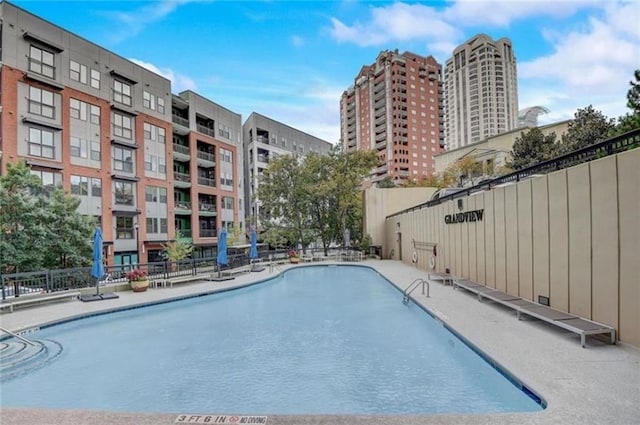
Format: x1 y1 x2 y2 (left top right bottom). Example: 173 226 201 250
385 148 639 347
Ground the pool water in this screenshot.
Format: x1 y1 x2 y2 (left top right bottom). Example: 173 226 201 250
0 265 543 414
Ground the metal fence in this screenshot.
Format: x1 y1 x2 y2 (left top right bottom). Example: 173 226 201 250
0 247 363 300
391 127 640 217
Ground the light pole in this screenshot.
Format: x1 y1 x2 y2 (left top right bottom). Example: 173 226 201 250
134 223 140 265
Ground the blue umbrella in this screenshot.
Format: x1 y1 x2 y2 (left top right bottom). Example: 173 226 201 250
91 227 104 295
216 228 228 277
249 229 258 260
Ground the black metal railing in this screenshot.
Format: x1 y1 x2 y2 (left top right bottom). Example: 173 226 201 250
389 128 640 217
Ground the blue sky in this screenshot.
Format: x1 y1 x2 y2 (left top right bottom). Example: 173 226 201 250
13 0 640 143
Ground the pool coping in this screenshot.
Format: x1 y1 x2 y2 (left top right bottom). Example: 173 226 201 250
1 260 639 425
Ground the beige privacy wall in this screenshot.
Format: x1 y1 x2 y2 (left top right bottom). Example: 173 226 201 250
384 149 640 347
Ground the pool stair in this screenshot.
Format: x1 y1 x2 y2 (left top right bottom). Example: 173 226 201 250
0 329 63 381
402 278 430 304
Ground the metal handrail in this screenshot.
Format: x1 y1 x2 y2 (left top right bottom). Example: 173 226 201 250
403 278 430 304
0 327 36 346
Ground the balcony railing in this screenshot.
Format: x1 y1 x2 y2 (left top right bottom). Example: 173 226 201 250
177 229 192 238
198 203 216 212
174 171 190 182
200 229 217 238
197 150 215 162
172 115 189 127
257 154 269 163
173 143 190 156
197 176 216 187
196 125 216 138
175 200 192 210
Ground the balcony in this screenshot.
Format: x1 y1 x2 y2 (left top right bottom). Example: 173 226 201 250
200 229 216 238
196 124 216 138
173 171 191 188
172 143 190 162
374 165 388 174
257 154 269 164
197 176 216 187
196 150 215 167
375 141 387 150
198 203 217 217
175 200 192 215
375 132 386 142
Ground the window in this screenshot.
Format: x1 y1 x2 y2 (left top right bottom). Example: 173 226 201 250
29 45 55 78
218 124 231 139
222 197 234 210
90 105 101 125
113 80 132 106
112 113 133 139
146 217 158 233
91 178 102 197
71 137 101 161
70 60 87 84
113 146 133 172
220 172 233 187
143 122 165 143
31 169 62 193
28 127 55 158
90 69 100 89
220 148 232 163
70 175 89 196
116 216 134 239
114 181 134 205
157 97 165 114
70 98 87 121
28 86 55 118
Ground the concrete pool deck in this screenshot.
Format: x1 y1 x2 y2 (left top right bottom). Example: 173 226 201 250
1 260 638 425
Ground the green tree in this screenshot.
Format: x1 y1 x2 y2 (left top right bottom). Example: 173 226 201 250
377 176 396 188
0 160 93 272
611 70 640 137
507 127 560 170
561 106 615 153
257 154 312 251
162 229 193 262
42 189 94 269
627 69 640 115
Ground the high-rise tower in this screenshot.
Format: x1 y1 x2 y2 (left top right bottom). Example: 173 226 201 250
444 34 518 150
340 50 444 184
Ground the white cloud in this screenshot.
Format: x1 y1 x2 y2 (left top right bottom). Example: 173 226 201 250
330 3 460 47
103 0 196 43
291 35 305 47
519 2 640 119
444 0 602 27
129 59 197 92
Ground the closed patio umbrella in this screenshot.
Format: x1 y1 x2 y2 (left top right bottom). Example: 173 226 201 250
91 227 105 296
216 228 228 278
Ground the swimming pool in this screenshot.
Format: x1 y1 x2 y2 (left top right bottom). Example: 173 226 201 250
0 265 543 414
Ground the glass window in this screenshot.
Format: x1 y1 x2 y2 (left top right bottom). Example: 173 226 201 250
90 141 101 161
112 113 133 139
29 45 55 78
90 69 100 89
116 216 134 239
28 127 55 158
113 146 133 172
69 60 87 84
159 187 167 203
114 181 134 205
113 80 132 106
91 178 102 197
157 97 165 114
28 86 55 118
90 105 101 125
31 170 62 194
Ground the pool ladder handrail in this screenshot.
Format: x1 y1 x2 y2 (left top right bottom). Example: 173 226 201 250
402 278 430 304
0 327 36 346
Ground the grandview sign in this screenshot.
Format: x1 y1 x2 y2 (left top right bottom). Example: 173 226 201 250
444 209 484 224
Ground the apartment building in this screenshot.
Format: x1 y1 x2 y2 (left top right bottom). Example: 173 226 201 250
243 112 332 226
0 2 243 265
170 91 243 259
444 34 519 150
340 50 444 184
